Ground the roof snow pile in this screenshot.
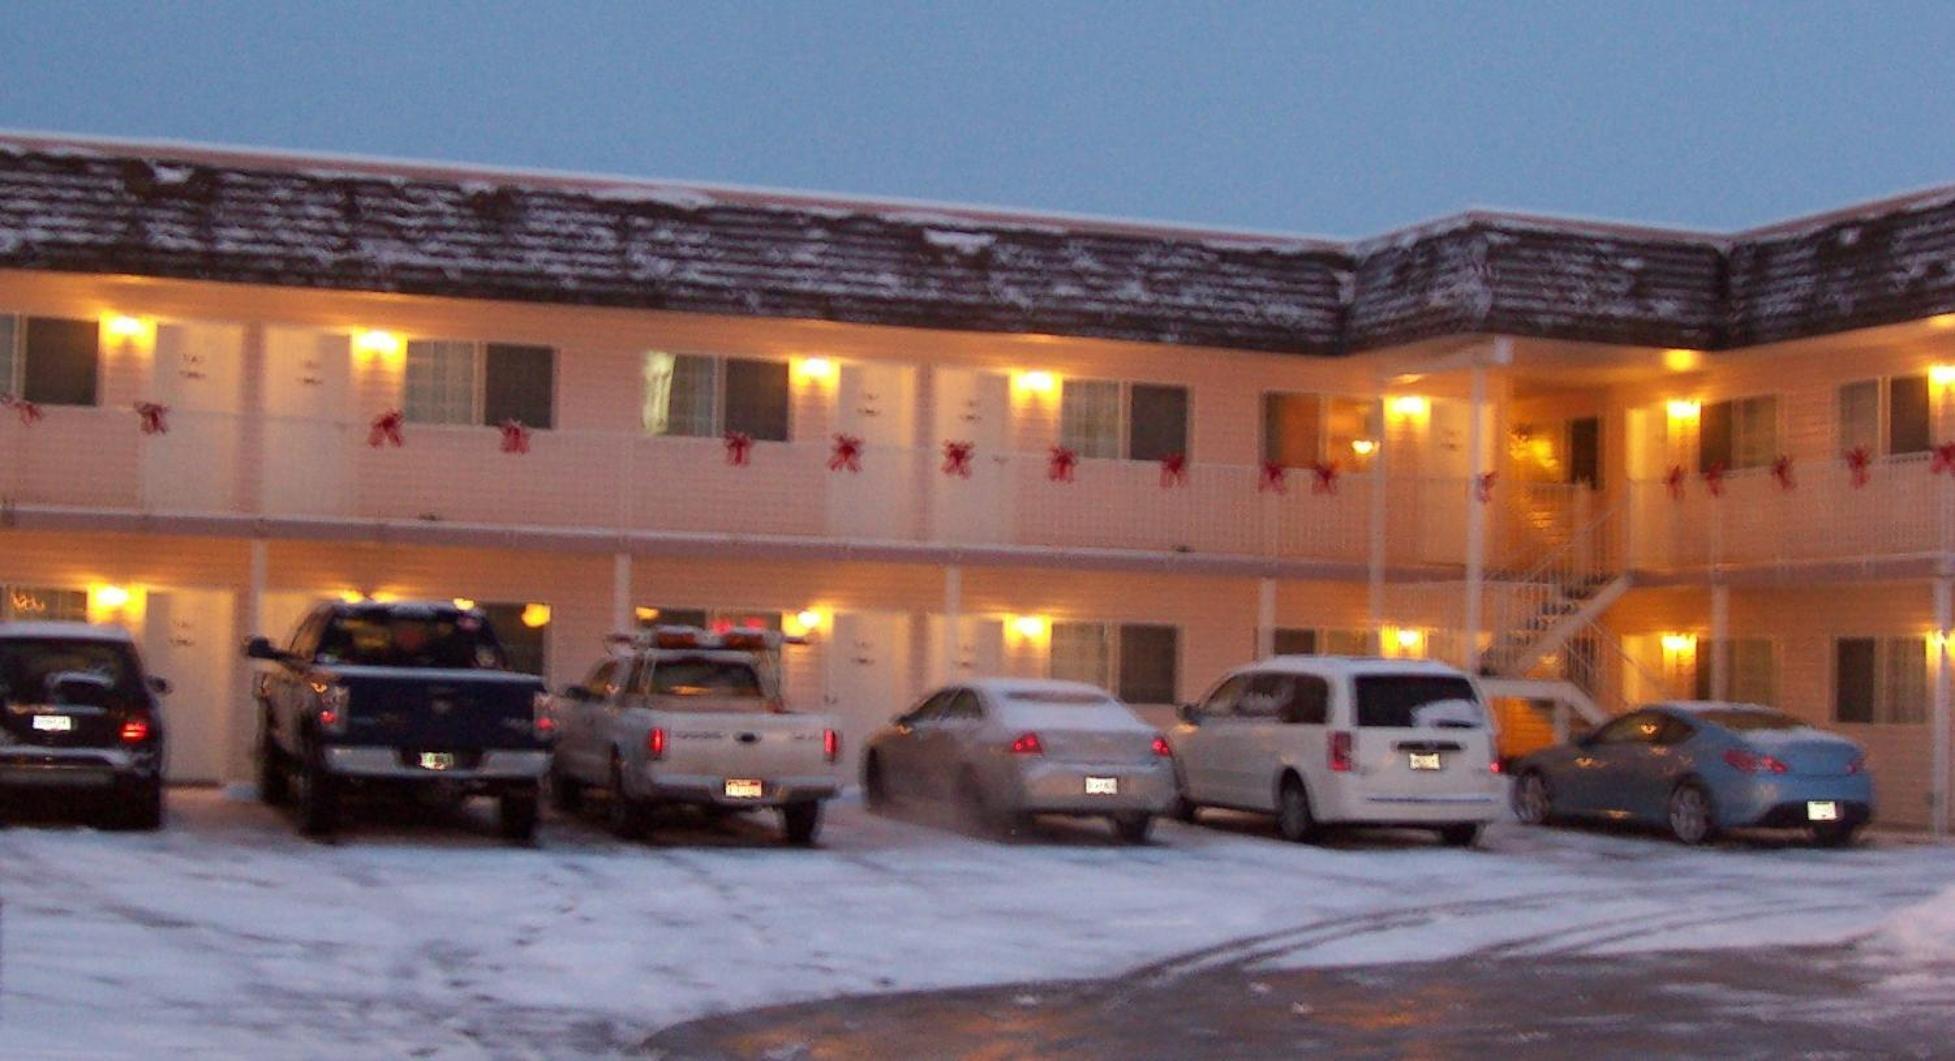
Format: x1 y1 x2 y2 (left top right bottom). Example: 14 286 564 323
1878 885 1955 962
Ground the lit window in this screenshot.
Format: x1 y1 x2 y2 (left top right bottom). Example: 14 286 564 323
643 353 789 441
1060 379 1189 461
404 340 555 428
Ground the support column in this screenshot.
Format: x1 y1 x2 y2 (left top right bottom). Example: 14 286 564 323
1464 357 1489 672
1256 578 1277 659
1710 583 1730 701
611 551 632 633
231 538 269 787
1368 403 1389 633
1935 577 1951 839
943 565 962 679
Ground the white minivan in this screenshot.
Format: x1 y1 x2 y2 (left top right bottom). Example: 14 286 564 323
1167 657 1502 846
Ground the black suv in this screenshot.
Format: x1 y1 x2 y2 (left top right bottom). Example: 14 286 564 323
0 621 168 829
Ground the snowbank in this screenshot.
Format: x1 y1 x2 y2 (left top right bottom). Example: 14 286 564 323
1878 886 1955 961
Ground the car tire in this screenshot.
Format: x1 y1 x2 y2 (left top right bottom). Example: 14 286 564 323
1437 823 1481 848
258 724 291 808
1812 821 1860 848
1113 813 1154 844
863 754 891 815
298 743 340 838
1666 781 1716 846
782 801 823 846
1168 793 1199 824
1512 771 1553 826
607 757 646 841
499 786 540 844
1276 775 1321 844
549 766 583 815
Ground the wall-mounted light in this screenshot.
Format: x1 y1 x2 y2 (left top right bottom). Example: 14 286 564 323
87 583 142 625
1011 614 1050 640
354 330 403 360
1662 348 1704 372
1350 438 1378 456
1665 399 1702 422
452 597 476 612
1659 632 1696 654
1931 364 1955 388
634 606 661 623
104 314 154 344
521 603 552 629
1386 395 1429 420
90 584 131 610
794 357 836 385
337 589 367 605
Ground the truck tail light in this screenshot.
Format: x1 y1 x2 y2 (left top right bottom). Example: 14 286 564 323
317 683 351 734
532 691 557 740
1009 732 1044 755
119 715 152 744
823 728 840 762
647 727 667 760
1329 731 1354 773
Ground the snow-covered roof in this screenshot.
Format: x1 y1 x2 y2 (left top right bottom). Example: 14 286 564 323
1253 656 1470 679
969 677 1117 699
0 620 133 642
1652 700 1782 714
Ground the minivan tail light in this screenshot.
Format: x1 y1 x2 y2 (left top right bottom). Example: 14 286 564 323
647 727 667 760
1009 732 1044 755
1723 748 1788 775
1329 731 1354 773
119 716 152 744
1151 735 1173 758
823 728 840 762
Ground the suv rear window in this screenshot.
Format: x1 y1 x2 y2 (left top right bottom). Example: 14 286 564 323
649 657 765 702
1353 675 1483 728
0 639 142 700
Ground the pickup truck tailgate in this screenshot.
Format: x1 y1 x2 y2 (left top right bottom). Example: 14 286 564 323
330 667 544 750
652 709 840 780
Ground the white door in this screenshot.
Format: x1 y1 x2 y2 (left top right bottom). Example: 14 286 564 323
923 615 1005 689
142 589 237 783
143 322 246 513
823 612 914 774
1419 399 1475 564
826 362 917 539
931 369 1012 543
262 328 354 516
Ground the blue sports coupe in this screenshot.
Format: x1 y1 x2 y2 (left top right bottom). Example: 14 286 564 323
1510 702 1872 846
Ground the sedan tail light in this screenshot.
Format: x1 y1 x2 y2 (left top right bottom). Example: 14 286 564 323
1328 731 1354 773
1723 748 1789 775
647 727 667 760
1151 735 1173 758
1009 732 1044 755
119 715 153 744
823 728 840 763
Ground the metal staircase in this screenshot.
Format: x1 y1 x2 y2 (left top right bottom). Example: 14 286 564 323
1477 502 1630 731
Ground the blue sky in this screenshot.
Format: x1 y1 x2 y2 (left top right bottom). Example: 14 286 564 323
6 1 1955 236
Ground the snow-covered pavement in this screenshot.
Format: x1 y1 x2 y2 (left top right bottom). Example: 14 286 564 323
0 790 1951 1058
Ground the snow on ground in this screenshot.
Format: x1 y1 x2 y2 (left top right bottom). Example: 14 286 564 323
0 790 1951 1058
1878 884 1955 963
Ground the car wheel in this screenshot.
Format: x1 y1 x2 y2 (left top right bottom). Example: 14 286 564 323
499 786 540 844
1276 776 1320 844
607 757 646 841
1512 771 1553 826
298 743 339 838
781 801 823 846
258 724 291 807
1437 823 1481 848
549 766 583 814
863 754 891 815
1812 821 1860 848
1666 781 1715 846
1113 813 1154 844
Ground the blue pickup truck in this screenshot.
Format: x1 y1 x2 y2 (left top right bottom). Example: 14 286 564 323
246 600 552 842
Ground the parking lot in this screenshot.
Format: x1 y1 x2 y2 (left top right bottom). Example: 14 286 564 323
1 789 1951 1057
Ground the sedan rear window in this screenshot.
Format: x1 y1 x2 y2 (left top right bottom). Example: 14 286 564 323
1697 708 1802 732
1354 675 1483 728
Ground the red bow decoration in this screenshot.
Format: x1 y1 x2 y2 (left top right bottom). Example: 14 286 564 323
941 440 974 478
1475 471 1497 504
1159 452 1188 488
828 433 863 473
2 394 43 427
367 409 405 448
133 401 169 435
1770 455 1794 492
498 419 531 454
1702 462 1727 498
723 431 753 467
1048 445 1077 483
1257 460 1288 494
1933 442 1955 475
1310 460 1340 495
1845 446 1872 488
1664 464 1686 500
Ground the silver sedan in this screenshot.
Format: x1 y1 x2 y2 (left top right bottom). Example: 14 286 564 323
861 678 1176 843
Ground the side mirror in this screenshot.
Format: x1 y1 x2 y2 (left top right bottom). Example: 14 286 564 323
147 675 172 697
1176 703 1198 724
561 685 597 703
244 636 286 663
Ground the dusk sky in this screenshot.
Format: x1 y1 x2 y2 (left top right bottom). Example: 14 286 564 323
7 2 1955 236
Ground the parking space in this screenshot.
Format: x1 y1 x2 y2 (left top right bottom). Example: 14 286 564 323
0 789 1950 1057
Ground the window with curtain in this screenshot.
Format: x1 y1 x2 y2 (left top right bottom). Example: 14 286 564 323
1692 639 1778 705
1060 379 1190 461
482 343 555 428
1261 393 1380 471
1700 395 1778 471
0 316 17 396
643 353 788 441
20 317 100 406
1049 621 1112 688
1834 637 1927 724
1060 379 1123 459
404 340 479 425
1838 376 1930 458
2 585 89 621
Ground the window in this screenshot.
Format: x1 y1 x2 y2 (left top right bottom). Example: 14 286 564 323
1197 674 1247 718
1060 379 1189 461
1591 710 1665 745
1272 628 1317 656
1238 672 1329 724
644 657 764 702
404 340 556 428
1691 639 1778 705
1262 393 1380 471
1048 621 1180 704
1699 395 1778 471
1322 629 1379 656
1838 376 1930 458
476 602 546 677
0 316 99 406
1834 637 1927 724
579 659 623 700
1 586 88 622
1352 675 1482 728
1568 417 1601 489
642 353 789 441
943 689 984 720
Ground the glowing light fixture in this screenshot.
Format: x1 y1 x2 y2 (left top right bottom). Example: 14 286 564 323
354 330 403 358
452 597 476 612
1662 348 1703 372
1016 370 1057 394
796 608 824 631
1932 313 1955 330
634 606 661 622
105 315 149 340
1666 399 1702 421
1660 632 1697 654
795 357 836 383
90 584 131 610
337 590 367 604
1350 438 1378 456
1387 395 1429 419
1012 614 1050 639
1932 364 1955 387
521 603 552 628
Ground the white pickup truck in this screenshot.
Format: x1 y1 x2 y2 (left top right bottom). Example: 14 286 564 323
548 626 841 845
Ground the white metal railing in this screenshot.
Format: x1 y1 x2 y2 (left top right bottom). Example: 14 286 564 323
1481 499 1625 676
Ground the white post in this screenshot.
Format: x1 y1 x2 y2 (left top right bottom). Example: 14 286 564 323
1257 578 1276 658
944 565 962 679
1710 583 1729 700
1368 401 1389 633
1935 577 1951 839
233 538 269 785
1464 356 1489 672
611 551 632 633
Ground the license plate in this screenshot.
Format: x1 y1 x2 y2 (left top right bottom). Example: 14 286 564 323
418 752 455 771
31 715 73 732
1807 800 1840 822
1085 776 1119 795
1408 752 1442 771
724 778 764 798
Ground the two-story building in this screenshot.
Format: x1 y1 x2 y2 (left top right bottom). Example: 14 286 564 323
3 133 1952 831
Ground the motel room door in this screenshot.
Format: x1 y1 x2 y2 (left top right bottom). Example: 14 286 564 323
261 327 354 516
824 611 914 775
142 322 246 513
827 361 918 540
924 616 1006 690
931 369 1013 544
142 589 237 783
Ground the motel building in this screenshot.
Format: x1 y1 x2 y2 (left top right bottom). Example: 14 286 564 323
2 132 1954 833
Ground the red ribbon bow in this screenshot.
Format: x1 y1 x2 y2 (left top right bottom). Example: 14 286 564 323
1257 460 1288 494
1933 443 1955 475
828 433 863 473
1664 464 1686 500
941 440 974 478
498 419 531 454
1310 460 1340 495
1048 445 1077 483
367 409 405 448
1771 455 1794 492
1158 452 1188 488
1845 446 1872 488
1475 471 1497 504
1702 462 1727 498
723 431 753 467
133 401 169 435
2 394 43 426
